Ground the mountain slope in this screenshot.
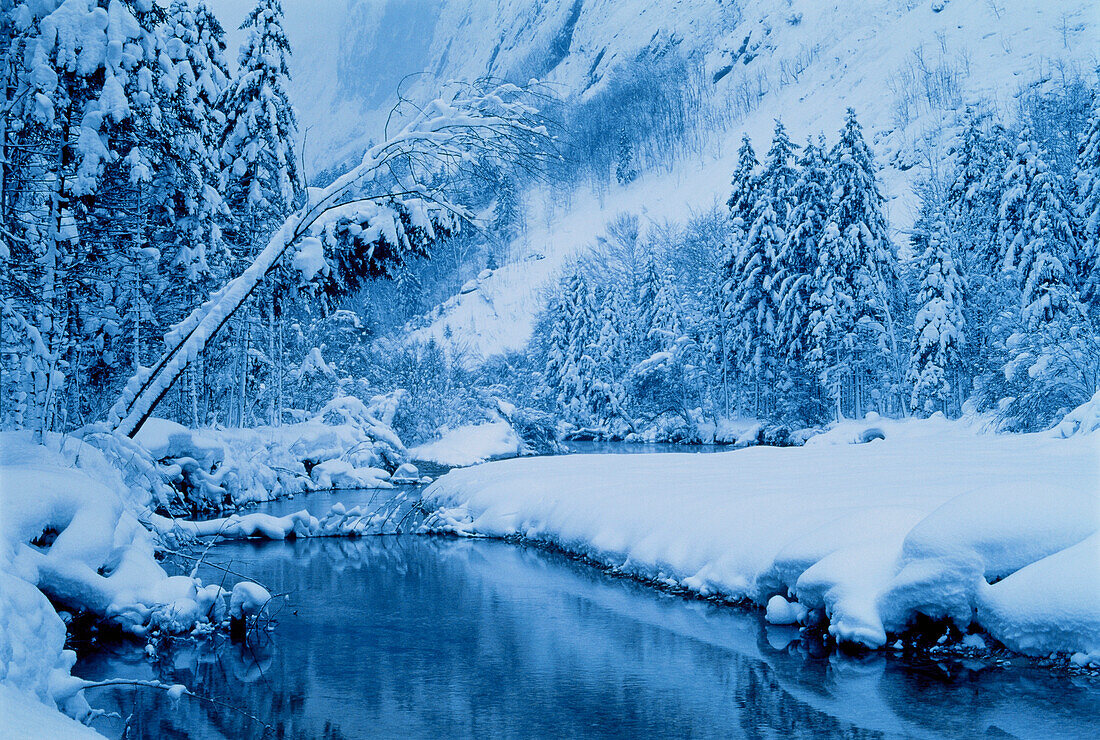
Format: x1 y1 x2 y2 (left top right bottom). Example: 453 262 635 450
214 0 1099 361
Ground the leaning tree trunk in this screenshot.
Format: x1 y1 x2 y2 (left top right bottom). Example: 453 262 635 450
106 80 553 438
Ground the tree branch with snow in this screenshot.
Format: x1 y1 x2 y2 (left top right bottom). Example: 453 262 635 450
107 80 554 438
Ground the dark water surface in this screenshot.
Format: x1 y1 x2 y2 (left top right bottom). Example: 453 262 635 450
78 489 1099 739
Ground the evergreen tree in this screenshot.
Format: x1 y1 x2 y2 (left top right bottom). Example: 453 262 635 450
218 0 301 253
809 109 901 419
937 110 1011 392
218 0 302 425
1074 95 1100 301
908 214 965 415
1000 131 1078 329
646 272 684 351
542 290 571 407
946 108 1007 276
718 135 759 411
585 295 628 430
393 263 424 324
615 126 637 185
728 122 795 415
726 134 760 224
777 135 828 363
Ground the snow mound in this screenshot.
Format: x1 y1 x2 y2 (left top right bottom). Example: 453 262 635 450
1053 390 1100 438
422 418 1099 654
0 432 248 730
978 533 1100 656
410 420 526 467
134 392 407 511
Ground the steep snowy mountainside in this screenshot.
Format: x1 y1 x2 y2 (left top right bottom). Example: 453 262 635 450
211 1 1099 362
217 0 734 174
406 0 1099 361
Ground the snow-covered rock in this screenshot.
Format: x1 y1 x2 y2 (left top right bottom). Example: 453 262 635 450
765 595 808 626
422 418 1099 655
229 582 272 619
310 459 392 489
1053 390 1100 438
391 462 421 484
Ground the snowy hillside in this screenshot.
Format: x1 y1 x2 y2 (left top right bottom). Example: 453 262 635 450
209 0 1098 361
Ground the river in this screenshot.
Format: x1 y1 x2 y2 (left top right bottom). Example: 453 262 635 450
76 485 1099 739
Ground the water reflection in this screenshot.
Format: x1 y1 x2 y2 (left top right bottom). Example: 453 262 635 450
79 535 1099 739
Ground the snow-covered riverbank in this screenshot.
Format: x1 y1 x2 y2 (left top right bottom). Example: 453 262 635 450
423 415 1100 660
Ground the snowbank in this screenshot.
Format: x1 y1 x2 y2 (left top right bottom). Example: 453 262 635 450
422 417 1100 655
0 432 252 733
134 393 406 511
409 420 526 467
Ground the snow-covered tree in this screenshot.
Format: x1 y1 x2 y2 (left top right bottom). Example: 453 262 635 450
1074 96 1100 301
809 109 902 419
908 214 965 414
1000 131 1079 329
717 135 759 411
727 122 796 415
726 134 760 224
219 0 301 251
775 136 826 361
585 294 629 431
108 80 554 436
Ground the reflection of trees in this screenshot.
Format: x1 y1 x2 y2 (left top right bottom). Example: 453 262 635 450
79 536 1096 739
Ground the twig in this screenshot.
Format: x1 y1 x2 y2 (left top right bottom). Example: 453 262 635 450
82 679 273 735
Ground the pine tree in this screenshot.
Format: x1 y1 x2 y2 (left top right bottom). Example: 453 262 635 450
585 295 628 430
809 109 902 419
726 135 760 224
908 214 965 415
947 108 1006 276
1074 95 1100 301
1000 131 1079 329
219 0 301 249
777 135 829 363
393 263 424 324
218 0 302 425
718 135 759 412
542 290 571 407
728 122 795 416
646 272 684 351
937 109 1011 391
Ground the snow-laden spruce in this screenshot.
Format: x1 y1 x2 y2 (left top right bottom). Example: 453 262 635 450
422 411 1100 659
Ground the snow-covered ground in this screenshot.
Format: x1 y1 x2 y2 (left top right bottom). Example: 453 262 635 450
423 412 1100 659
409 420 527 467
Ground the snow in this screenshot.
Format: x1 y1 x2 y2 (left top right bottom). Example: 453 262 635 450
1054 389 1100 438
290 236 327 283
0 685 100 740
0 431 260 732
409 420 527 467
133 393 406 509
765 595 807 626
423 418 1100 654
977 533 1100 657
229 582 272 619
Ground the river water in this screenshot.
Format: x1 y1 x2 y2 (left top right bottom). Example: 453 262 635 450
77 486 1099 739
